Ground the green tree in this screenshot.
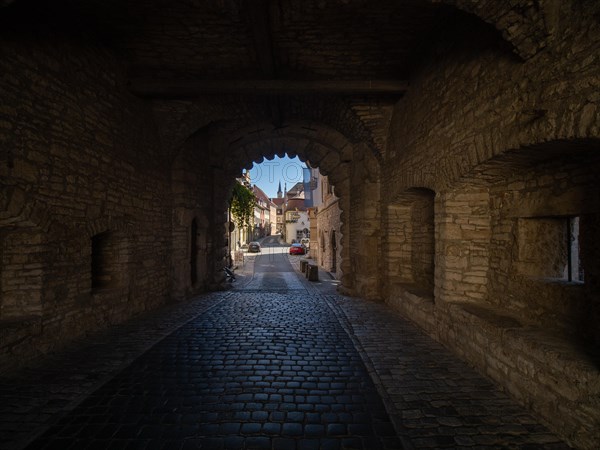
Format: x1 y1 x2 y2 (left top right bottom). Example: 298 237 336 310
229 182 256 230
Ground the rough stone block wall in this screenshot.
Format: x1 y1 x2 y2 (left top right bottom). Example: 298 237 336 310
348 147 380 299
0 229 44 318
170 133 215 299
382 7 600 448
436 189 491 305
384 189 435 296
0 35 173 372
315 197 341 279
487 152 600 344
384 204 413 285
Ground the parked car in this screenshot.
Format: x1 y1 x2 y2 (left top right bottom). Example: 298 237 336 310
247 241 261 253
289 243 306 255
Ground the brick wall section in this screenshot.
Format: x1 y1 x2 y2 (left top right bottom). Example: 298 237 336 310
0 34 173 371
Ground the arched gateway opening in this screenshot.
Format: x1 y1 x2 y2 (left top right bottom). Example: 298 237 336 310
170 119 382 298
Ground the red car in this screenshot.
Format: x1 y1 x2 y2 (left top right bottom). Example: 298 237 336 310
289 243 306 255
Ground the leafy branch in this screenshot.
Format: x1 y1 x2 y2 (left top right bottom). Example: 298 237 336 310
229 182 256 230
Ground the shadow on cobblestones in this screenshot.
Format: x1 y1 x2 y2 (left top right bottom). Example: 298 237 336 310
0 251 570 450
23 293 401 450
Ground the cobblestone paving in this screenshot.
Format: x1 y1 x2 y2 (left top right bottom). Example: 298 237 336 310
0 293 227 450
242 272 306 292
325 296 570 449
23 293 400 450
0 248 570 450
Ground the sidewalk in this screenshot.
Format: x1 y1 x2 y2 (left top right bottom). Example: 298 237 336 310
286 253 341 296
285 257 569 449
228 247 259 288
0 293 229 449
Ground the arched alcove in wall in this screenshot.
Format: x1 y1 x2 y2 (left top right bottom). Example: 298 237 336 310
449 138 600 345
385 188 436 302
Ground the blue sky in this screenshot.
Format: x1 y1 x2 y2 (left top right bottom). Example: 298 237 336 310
247 155 307 198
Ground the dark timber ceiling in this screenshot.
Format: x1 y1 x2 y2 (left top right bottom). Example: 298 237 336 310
1 0 457 153
1 0 448 84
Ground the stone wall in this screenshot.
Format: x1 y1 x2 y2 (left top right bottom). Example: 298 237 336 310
384 189 435 294
486 150 600 344
348 146 381 300
171 132 216 298
381 7 600 448
0 34 174 372
315 196 342 279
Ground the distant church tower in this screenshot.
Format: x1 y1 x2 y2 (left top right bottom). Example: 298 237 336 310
277 181 282 199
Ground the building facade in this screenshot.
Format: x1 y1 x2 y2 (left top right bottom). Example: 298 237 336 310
305 166 342 277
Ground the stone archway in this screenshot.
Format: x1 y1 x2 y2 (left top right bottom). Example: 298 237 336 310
179 119 381 297
438 0 561 60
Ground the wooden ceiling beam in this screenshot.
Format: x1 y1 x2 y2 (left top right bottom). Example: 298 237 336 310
129 79 409 98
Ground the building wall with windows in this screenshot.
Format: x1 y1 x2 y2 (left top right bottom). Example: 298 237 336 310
315 176 342 277
284 208 310 244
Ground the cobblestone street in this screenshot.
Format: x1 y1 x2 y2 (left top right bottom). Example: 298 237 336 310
0 250 569 449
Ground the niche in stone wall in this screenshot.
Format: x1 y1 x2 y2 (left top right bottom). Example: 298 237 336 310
91 231 130 292
190 219 198 286
319 231 326 266
516 216 583 283
190 217 208 291
331 230 337 273
386 188 435 299
486 142 600 343
190 218 208 289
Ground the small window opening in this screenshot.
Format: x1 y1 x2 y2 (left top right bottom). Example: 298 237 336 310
91 231 112 290
191 219 198 286
565 216 584 282
331 230 337 272
517 216 584 283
